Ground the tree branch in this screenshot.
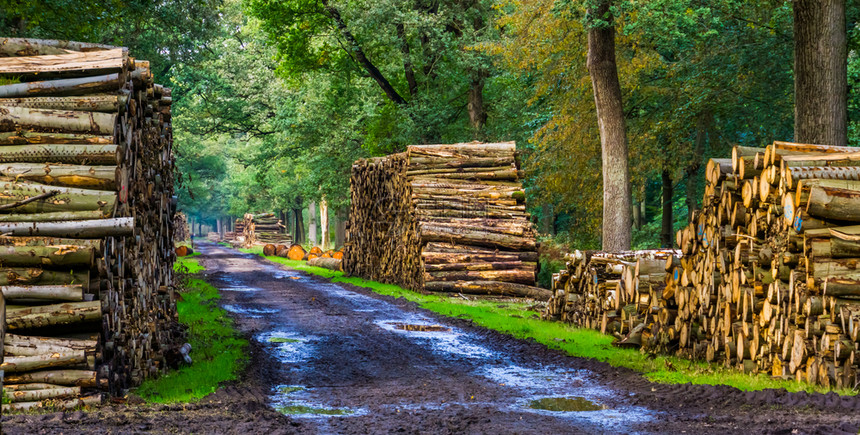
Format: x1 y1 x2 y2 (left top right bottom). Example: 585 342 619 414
320 0 407 105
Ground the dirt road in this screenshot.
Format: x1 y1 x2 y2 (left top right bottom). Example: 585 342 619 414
4 242 860 434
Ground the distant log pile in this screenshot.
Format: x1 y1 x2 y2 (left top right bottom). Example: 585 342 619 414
545 141 860 390
252 213 290 245
0 38 181 409
344 142 547 299
233 213 290 247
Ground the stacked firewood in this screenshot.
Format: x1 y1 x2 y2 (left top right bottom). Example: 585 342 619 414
545 141 860 390
241 213 255 247
173 213 189 242
345 142 548 299
0 38 181 409
251 213 291 245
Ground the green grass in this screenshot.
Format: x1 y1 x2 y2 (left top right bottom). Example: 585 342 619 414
174 252 204 274
241 246 858 396
135 278 248 403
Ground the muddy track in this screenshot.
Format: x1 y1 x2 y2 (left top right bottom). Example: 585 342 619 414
3 242 860 434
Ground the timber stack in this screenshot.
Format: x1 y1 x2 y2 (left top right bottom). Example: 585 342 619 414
545 141 860 390
173 212 189 242
345 142 548 299
241 213 255 247
0 38 181 410
250 213 291 245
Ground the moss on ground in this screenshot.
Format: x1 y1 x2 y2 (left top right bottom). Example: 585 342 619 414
241 246 857 396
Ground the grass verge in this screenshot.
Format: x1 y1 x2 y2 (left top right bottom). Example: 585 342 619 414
174 252 204 274
136 258 247 403
240 246 857 396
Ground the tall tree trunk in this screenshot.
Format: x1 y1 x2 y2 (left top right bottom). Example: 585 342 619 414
308 201 318 247
320 199 329 249
661 168 673 248
335 208 347 248
396 23 418 98
685 113 709 220
540 203 554 235
468 73 487 138
587 1 631 251
293 208 304 244
632 200 642 230
794 0 847 146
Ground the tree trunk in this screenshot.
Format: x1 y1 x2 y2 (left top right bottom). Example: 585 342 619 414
587 0 631 251
540 203 554 235
686 113 709 220
468 73 487 138
661 168 674 248
320 199 329 249
308 201 318 247
293 208 304 244
793 0 847 146
633 200 642 230
335 208 347 248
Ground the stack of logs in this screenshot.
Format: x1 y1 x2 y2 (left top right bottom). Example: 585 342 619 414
173 212 189 242
545 141 860 390
345 142 548 299
252 213 290 245
0 38 181 410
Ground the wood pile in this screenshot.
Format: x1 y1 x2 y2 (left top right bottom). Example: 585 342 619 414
0 38 182 409
173 213 189 242
344 142 548 299
252 213 290 245
241 213 254 247
545 141 860 390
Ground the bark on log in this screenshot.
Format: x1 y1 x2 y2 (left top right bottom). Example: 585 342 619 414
0 74 123 99
1 285 83 301
0 351 86 373
0 106 116 134
0 217 132 238
6 301 101 329
0 145 118 165
424 280 551 300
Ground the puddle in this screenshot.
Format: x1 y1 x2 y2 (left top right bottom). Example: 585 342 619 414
219 286 260 292
390 322 451 332
257 331 315 364
279 385 305 394
528 396 607 412
271 384 364 418
277 404 354 416
223 304 278 317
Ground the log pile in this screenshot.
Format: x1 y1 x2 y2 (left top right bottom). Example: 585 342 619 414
344 142 548 299
545 141 860 390
173 213 189 242
251 213 291 245
0 38 181 409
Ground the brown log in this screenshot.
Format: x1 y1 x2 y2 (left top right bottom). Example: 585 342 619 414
307 256 343 271
424 280 551 300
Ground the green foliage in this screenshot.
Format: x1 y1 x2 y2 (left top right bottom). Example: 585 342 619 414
136 279 248 403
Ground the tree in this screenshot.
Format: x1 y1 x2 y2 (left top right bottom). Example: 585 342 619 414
794 0 848 146
587 0 631 251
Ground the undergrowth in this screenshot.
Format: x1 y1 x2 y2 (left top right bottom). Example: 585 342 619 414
136 256 247 403
242 246 857 396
